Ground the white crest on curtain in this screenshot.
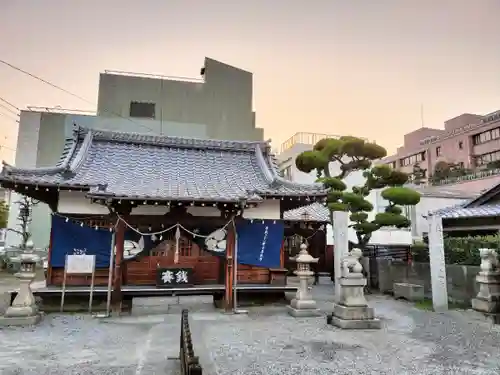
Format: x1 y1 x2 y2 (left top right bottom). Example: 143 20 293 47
205 228 227 253
117 236 145 259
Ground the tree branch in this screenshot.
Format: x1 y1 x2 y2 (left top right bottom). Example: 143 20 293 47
6 228 23 236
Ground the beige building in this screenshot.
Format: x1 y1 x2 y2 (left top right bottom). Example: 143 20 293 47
382 110 500 179
6 57 263 248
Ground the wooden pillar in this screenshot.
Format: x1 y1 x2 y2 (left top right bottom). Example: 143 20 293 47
111 217 126 311
280 241 285 268
224 223 235 312
46 223 54 285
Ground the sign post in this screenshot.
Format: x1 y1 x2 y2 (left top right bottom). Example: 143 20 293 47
60 254 96 313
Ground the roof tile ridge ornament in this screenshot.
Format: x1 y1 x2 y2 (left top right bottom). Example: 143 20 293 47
243 189 264 203
67 129 94 173
253 144 276 184
87 126 269 152
0 122 84 177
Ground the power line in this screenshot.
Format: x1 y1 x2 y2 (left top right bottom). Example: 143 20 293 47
0 96 19 112
0 103 18 116
0 143 16 152
0 59 156 133
0 111 19 123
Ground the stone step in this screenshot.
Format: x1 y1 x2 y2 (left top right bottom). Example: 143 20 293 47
131 295 215 316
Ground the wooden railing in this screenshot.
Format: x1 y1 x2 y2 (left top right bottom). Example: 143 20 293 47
179 309 202 375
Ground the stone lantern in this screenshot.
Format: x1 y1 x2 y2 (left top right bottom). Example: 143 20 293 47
287 242 320 317
0 246 42 326
327 248 381 329
471 248 500 324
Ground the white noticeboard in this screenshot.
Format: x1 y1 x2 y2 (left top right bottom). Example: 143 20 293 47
60 254 96 314
66 254 96 274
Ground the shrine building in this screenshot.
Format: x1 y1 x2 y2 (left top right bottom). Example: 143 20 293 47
0 125 327 309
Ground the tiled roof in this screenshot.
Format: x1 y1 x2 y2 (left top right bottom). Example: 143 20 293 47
430 203 500 219
283 202 329 222
0 126 327 202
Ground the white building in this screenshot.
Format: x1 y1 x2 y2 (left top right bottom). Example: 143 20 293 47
277 132 476 246
6 57 264 248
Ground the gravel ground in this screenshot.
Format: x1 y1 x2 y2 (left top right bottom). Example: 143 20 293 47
0 282 500 374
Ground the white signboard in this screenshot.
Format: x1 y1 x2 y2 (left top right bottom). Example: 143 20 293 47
66 254 96 274
61 254 97 314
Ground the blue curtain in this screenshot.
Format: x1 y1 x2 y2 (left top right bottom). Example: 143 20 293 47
236 220 284 268
50 216 113 268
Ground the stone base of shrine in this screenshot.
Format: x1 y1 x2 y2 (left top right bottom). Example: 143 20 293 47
327 304 381 329
287 298 321 317
0 313 43 327
472 297 500 324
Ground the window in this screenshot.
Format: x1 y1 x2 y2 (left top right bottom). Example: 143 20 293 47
399 152 426 167
473 134 481 145
436 146 442 157
475 150 500 166
458 141 463 149
129 101 156 119
493 128 500 139
473 127 500 145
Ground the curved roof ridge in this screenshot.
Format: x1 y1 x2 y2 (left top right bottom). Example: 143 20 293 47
75 125 270 152
68 129 94 172
1 130 81 176
253 144 276 184
264 151 325 191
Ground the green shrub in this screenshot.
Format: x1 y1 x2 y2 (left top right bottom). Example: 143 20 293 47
411 235 499 266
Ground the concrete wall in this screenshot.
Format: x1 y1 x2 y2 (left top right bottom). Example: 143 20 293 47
97 58 263 142
6 111 47 249
377 260 479 305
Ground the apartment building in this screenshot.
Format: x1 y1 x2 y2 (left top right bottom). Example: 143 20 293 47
6 57 263 248
381 110 500 179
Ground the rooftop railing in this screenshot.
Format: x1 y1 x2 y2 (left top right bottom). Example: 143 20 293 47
280 132 341 153
26 106 96 115
431 167 500 186
104 69 205 83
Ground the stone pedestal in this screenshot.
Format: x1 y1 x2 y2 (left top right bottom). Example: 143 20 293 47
0 251 43 326
393 282 425 302
328 248 381 329
287 243 321 317
471 248 500 323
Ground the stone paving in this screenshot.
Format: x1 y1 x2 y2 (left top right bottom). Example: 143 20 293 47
1 282 500 374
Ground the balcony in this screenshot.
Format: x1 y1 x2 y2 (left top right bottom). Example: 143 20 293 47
431 167 500 186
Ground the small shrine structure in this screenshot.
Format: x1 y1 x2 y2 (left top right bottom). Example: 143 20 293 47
283 202 330 274
0 125 326 309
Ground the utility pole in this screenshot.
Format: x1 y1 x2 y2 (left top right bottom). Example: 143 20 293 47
420 103 425 128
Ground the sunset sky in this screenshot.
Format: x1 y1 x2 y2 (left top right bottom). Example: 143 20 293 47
1 0 500 162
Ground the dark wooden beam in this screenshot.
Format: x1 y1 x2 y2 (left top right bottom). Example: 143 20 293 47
2 182 59 211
